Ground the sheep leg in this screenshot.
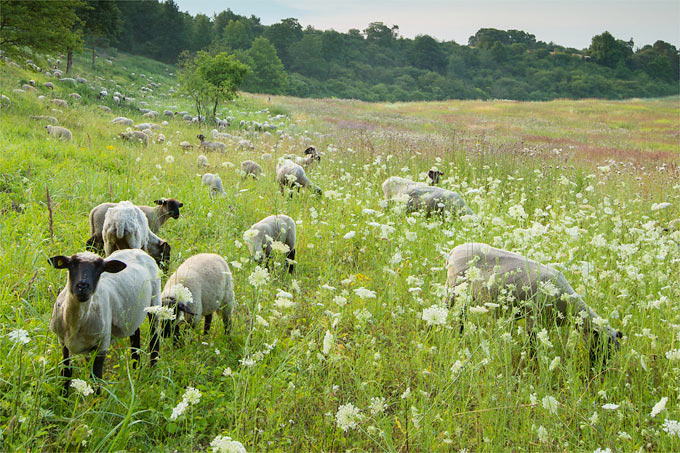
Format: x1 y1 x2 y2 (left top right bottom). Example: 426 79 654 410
221 308 232 335
130 328 141 369
286 248 296 273
92 354 105 395
148 314 160 366
203 314 213 335
60 346 72 396
172 323 181 347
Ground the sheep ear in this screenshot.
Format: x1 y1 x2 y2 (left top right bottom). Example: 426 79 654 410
178 202 184 208
48 255 70 269
616 331 623 339
103 259 127 274
177 302 196 316
153 199 165 205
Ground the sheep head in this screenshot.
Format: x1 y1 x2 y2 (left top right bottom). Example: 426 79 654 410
48 252 126 302
428 169 444 184
154 198 184 219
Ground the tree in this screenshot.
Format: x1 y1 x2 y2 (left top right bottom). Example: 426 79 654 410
263 18 302 68
178 51 250 122
242 37 287 93
0 0 84 61
79 0 121 68
588 31 633 68
409 35 446 73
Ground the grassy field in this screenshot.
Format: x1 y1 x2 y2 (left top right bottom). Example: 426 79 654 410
1 51 679 451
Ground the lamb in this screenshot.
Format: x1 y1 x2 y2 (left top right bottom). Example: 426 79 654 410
197 154 208 167
48 249 161 394
381 176 425 202
45 125 72 140
51 99 68 107
31 115 58 124
241 160 263 179
276 159 322 196
201 173 225 197
86 198 183 253
197 134 226 152
120 130 149 146
112 116 133 126
445 243 622 359
101 201 171 269
243 214 296 272
405 186 474 217
160 254 236 339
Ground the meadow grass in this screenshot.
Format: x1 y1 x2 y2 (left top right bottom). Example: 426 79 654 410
0 51 679 451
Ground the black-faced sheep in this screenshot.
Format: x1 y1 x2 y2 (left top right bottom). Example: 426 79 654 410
160 253 236 340
48 249 161 394
244 214 296 272
405 186 474 217
241 160 263 179
276 159 322 196
446 243 622 360
197 134 226 152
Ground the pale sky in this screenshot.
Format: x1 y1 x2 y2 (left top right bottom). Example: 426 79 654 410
174 0 679 49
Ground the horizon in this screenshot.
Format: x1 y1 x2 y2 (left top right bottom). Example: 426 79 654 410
174 0 680 50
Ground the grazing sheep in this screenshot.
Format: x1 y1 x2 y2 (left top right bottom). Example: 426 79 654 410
51 99 68 107
163 110 173 117
446 243 622 359
161 254 236 339
180 141 194 151
31 115 58 124
201 173 225 197
155 133 165 144
142 111 159 118
45 125 72 140
285 148 321 168
241 160 263 179
59 77 76 85
197 155 208 167
120 130 149 146
244 214 296 272
98 89 108 99
216 118 230 129
48 249 161 394
276 159 322 196
68 93 81 100
0 94 10 107
405 186 474 217
22 83 37 92
211 129 231 140
86 198 183 253
197 134 226 152
382 176 425 202
112 116 133 126
44 82 54 90
102 201 171 269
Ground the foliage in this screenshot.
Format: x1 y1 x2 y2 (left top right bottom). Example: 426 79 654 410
241 37 287 94
178 50 250 120
0 0 85 61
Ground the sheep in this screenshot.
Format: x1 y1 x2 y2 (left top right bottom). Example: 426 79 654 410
22 83 37 92
44 82 54 90
101 201 171 269
276 159 322 196
142 111 159 118
31 115 58 124
113 95 120 104
0 94 10 107
99 105 111 113
201 173 225 197
445 243 622 360
405 186 474 217
197 134 226 152
75 76 87 84
241 160 263 179
155 133 165 144
197 155 208 167
59 77 76 85
243 214 296 272
120 130 149 146
180 141 194 151
381 176 425 202
86 198 183 253
160 254 236 340
216 118 230 129
51 99 68 107
45 125 72 140
98 89 108 99
48 249 161 394
211 129 231 140
68 93 81 100
163 110 174 117
112 116 133 126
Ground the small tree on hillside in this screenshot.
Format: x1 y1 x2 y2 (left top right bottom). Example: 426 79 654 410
242 37 287 94
178 51 250 122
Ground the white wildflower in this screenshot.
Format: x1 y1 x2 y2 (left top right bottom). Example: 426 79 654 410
450 360 464 378
665 349 680 361
537 425 548 443
662 419 680 437
542 395 558 415
422 305 448 326
182 387 201 405
210 435 247 453
248 266 269 287
322 330 334 355
354 287 376 299
343 231 356 239
336 403 362 431
271 241 290 254
602 404 619 410
8 328 30 345
369 397 387 415
171 284 193 304
333 295 348 307
170 400 188 420
549 356 561 371
144 306 176 321
651 397 668 417
243 229 259 243
165 155 175 164
537 329 553 348
71 379 94 396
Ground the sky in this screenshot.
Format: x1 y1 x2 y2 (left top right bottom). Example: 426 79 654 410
174 0 679 49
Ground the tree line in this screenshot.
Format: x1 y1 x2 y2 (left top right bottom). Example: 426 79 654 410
1 0 678 101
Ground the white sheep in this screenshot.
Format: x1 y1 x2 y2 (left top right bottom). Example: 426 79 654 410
48 249 161 394
163 110 173 117
160 253 236 339
197 134 226 152
381 176 425 202
276 159 322 196
244 214 296 272
44 81 54 90
201 173 225 197
405 186 474 217
197 155 208 167
45 125 72 140
111 116 133 125
155 133 165 144
446 243 621 358
102 201 171 269
99 105 112 113
51 99 68 107
120 130 149 146
241 160 263 179
68 93 81 100
31 115 58 124
87 198 183 252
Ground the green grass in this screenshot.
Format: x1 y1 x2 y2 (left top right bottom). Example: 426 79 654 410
1 50 679 451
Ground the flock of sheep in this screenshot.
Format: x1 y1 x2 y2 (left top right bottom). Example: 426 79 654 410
4 57 623 394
